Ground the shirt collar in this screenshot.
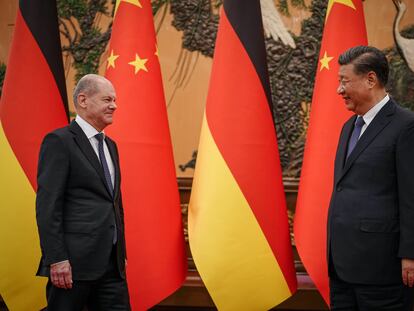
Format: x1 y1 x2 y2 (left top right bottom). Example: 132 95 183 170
75 115 105 139
360 94 390 127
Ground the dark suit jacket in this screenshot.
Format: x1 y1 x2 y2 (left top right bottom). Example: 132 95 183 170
36 121 126 280
328 99 414 285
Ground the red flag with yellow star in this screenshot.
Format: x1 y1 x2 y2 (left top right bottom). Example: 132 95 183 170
104 0 187 309
294 0 367 305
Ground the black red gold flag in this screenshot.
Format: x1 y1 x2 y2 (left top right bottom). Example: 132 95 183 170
188 1 297 309
0 1 68 309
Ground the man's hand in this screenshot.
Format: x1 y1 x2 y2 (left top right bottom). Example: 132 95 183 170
50 260 73 289
402 258 414 287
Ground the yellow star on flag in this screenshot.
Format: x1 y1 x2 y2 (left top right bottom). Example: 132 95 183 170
114 0 142 16
128 54 148 74
319 51 334 71
107 50 119 69
155 44 159 57
326 0 355 20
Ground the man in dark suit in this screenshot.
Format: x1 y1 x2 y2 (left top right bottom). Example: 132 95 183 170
328 46 414 310
36 74 130 310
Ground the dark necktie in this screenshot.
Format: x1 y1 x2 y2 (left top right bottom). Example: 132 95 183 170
95 133 114 197
95 133 117 243
346 116 365 158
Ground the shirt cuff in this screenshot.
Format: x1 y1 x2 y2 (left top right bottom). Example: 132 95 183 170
50 259 69 267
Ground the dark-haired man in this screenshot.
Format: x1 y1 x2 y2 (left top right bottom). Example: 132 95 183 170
328 46 414 310
36 74 130 310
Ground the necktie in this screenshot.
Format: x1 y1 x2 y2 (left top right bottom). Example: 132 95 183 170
346 116 365 158
95 133 113 197
95 133 117 244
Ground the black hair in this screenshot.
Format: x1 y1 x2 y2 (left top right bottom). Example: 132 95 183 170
338 45 389 86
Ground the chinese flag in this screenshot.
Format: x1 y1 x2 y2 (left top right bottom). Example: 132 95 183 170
294 0 367 305
0 0 68 310
104 0 187 310
188 1 297 310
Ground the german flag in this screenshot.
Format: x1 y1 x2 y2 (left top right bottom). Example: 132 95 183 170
0 0 68 309
188 1 297 310
294 0 367 304
105 0 187 309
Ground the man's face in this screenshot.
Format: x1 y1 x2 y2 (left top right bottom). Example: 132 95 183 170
337 63 372 115
83 79 117 131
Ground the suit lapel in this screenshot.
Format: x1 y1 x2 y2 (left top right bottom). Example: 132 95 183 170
106 137 120 200
338 100 395 182
336 116 356 178
69 121 113 199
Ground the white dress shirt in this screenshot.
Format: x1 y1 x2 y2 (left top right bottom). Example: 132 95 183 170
358 94 390 138
75 115 115 186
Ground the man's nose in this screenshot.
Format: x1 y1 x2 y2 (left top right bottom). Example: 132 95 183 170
337 84 344 95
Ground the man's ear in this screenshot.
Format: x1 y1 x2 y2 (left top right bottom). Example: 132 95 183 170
77 93 87 108
366 71 377 88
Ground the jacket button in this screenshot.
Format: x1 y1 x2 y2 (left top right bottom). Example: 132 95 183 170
336 186 342 192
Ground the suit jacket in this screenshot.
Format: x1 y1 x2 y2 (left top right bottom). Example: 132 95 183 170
36 121 126 280
328 99 414 285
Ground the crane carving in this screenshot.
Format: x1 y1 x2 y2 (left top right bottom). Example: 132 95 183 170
393 0 414 73
260 0 296 49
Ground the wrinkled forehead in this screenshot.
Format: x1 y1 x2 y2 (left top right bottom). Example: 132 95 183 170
338 63 356 78
95 79 116 98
